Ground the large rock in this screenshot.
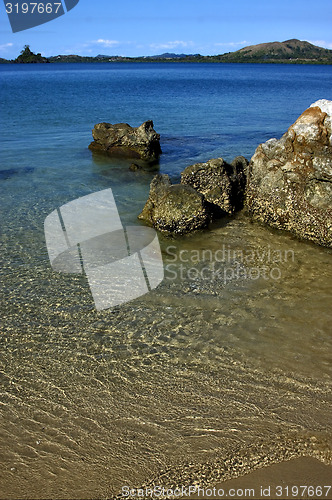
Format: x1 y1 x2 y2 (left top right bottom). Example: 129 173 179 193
88 120 162 161
138 174 209 234
181 156 248 214
246 99 332 247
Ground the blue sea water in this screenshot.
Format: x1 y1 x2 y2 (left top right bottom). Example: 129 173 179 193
1 62 331 222
0 63 332 498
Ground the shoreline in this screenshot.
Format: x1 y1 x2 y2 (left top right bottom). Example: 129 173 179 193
132 432 332 500
1 60 332 65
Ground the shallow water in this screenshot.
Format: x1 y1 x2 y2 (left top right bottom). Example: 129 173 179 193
0 63 331 498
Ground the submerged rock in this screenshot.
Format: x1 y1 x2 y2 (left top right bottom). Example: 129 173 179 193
89 120 162 161
181 156 248 214
129 163 143 171
246 99 332 247
138 174 209 234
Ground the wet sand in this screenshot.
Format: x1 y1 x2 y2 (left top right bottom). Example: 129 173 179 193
189 457 332 499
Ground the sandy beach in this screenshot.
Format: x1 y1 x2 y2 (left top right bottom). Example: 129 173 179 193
189 457 332 499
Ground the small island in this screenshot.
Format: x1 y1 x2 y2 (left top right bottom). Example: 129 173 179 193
12 45 49 64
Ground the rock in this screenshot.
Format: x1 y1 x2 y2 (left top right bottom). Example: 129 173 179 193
138 174 209 234
246 99 332 247
89 120 162 161
180 156 248 215
129 163 143 171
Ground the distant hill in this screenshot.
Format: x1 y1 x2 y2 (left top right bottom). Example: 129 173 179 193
215 39 332 64
143 53 200 59
48 54 100 63
47 53 201 63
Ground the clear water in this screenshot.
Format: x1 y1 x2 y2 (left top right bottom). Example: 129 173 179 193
0 63 332 499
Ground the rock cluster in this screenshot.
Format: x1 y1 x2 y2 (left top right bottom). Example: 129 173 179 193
246 99 332 247
138 157 248 235
89 120 162 161
90 99 332 246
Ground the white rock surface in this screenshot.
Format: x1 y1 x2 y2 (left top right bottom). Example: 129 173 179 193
310 99 332 141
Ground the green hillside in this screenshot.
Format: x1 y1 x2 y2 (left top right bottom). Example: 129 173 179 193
215 39 332 64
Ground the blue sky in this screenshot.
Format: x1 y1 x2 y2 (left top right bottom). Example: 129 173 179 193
1 0 332 59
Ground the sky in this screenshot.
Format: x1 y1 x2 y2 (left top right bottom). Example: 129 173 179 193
0 0 332 59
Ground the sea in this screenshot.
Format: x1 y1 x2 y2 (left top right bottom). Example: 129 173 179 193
0 62 332 499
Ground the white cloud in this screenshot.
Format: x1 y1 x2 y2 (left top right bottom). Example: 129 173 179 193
149 41 194 51
93 39 121 47
307 40 332 49
0 42 13 53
